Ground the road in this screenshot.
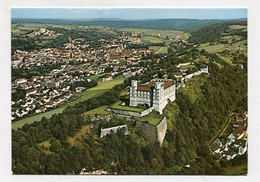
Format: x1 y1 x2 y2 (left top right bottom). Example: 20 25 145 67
155 47 164 54
209 114 232 147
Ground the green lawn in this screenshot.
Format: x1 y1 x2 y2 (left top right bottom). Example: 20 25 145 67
138 111 164 126
83 106 110 116
110 101 145 113
12 76 125 130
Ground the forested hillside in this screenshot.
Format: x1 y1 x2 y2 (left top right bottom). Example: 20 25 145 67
188 21 247 43
12 18 238 32
12 51 247 174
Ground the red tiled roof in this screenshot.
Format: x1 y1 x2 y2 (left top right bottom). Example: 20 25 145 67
26 88 38 93
233 127 245 138
104 74 111 78
137 86 152 92
173 72 183 76
147 81 155 86
241 114 247 119
11 55 19 61
163 81 174 89
38 106 46 111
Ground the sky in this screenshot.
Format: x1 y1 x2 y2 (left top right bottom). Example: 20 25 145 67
11 8 247 20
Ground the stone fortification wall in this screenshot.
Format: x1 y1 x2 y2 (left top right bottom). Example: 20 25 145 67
136 116 167 145
100 124 128 138
110 107 153 118
140 107 154 117
136 121 157 143
110 108 142 117
156 116 167 145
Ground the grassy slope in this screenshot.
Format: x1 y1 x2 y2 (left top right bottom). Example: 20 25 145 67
178 75 208 104
68 124 94 148
83 106 110 116
138 111 164 126
12 76 125 130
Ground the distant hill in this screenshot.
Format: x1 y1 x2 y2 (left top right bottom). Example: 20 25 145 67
188 20 247 43
11 18 247 32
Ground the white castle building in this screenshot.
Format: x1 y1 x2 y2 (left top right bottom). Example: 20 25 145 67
130 79 176 114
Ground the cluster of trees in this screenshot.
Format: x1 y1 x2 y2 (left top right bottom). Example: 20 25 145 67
51 27 118 43
12 63 63 81
70 80 97 92
12 34 69 54
12 88 26 101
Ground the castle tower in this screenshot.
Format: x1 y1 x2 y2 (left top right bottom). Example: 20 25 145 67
129 80 138 107
153 82 163 114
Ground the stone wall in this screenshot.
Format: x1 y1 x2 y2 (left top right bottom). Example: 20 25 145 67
136 116 167 145
140 107 154 117
110 108 142 117
156 116 167 145
100 124 128 138
110 107 153 118
136 121 157 143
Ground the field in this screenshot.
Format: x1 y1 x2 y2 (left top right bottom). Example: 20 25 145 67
142 36 163 44
12 76 125 130
149 46 168 54
218 55 234 65
110 101 145 113
199 36 247 55
120 28 190 40
83 106 110 116
138 111 164 126
229 25 247 30
199 43 226 53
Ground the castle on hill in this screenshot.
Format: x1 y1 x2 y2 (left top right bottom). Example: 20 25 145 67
129 79 176 114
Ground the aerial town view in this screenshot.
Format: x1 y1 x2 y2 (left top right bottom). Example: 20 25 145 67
11 8 247 175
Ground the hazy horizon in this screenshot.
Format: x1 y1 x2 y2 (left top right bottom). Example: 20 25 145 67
12 8 247 20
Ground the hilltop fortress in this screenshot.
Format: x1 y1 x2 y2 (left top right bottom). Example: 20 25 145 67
129 79 176 114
